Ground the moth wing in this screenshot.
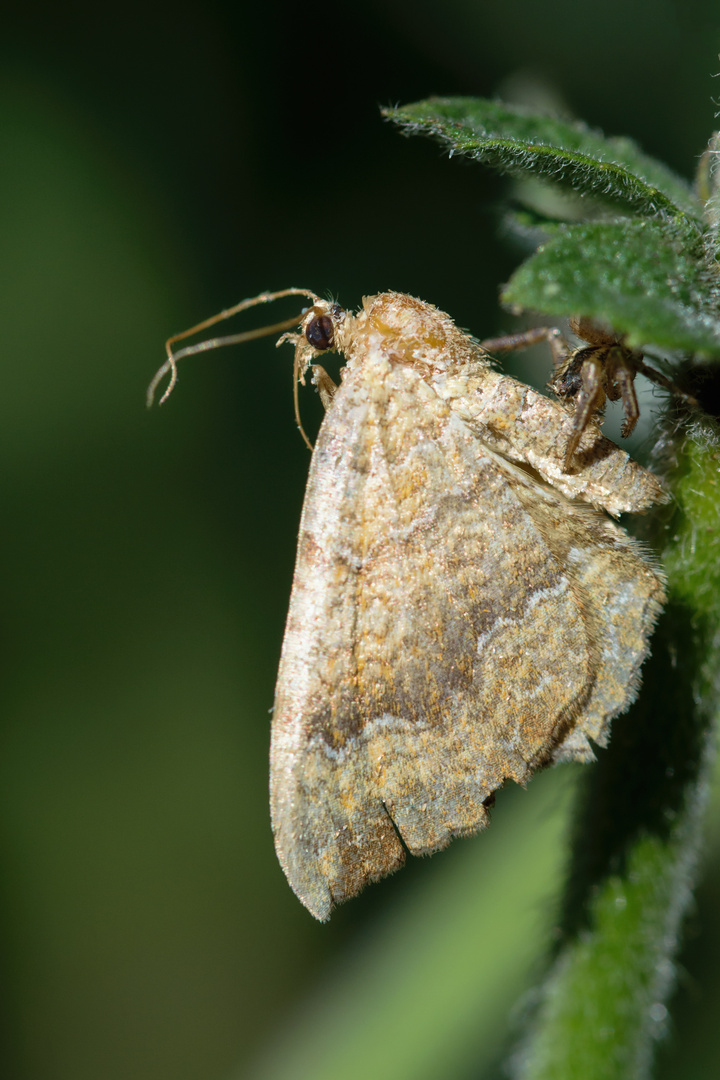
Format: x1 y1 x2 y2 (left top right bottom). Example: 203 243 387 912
271 348 606 920
507 474 665 757
437 367 669 516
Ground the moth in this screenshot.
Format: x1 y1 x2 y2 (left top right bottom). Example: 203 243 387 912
151 289 668 921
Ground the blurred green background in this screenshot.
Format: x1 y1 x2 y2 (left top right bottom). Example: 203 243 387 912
2 2 720 1078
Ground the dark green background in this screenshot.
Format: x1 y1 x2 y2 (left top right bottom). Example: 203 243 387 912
2 2 719 1078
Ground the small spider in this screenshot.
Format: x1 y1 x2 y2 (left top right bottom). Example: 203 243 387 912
480 318 692 471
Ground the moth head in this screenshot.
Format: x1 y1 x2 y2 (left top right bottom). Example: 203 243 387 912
300 301 347 353
278 301 348 449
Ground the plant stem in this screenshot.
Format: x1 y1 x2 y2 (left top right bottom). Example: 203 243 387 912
512 414 720 1080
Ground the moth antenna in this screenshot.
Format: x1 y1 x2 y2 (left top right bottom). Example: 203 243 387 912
147 287 318 407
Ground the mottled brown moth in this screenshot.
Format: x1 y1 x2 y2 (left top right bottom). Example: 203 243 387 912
151 289 668 921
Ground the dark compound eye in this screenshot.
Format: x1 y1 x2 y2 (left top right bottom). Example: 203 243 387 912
305 314 335 351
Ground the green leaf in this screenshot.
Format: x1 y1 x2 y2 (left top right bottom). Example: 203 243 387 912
501 218 720 356
384 98 702 222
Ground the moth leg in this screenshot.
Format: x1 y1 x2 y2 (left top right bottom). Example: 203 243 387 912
310 364 338 410
562 354 607 470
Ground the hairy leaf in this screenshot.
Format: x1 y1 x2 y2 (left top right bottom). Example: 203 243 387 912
385 98 701 221
501 218 720 356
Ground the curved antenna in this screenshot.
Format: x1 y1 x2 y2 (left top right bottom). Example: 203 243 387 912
147 287 317 407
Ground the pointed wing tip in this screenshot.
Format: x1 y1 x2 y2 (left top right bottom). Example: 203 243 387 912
292 849 409 921
279 834 408 921
302 890 333 923
284 800 498 918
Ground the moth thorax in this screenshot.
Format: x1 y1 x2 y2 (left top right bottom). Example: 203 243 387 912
362 292 456 370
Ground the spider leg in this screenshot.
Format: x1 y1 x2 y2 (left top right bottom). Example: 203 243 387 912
612 357 640 438
562 355 606 471
634 356 698 407
479 326 569 370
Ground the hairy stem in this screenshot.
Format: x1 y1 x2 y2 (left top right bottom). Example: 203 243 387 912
512 413 720 1080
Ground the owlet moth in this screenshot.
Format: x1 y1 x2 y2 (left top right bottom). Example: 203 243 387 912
151 289 668 921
